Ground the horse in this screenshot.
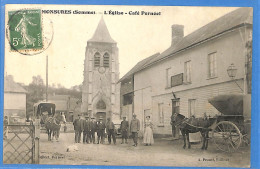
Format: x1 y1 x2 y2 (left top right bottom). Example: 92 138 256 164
172 113 216 150
43 113 66 141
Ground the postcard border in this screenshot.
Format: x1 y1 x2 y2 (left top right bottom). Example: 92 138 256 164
0 0 259 168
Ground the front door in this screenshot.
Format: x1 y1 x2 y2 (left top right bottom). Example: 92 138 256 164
172 99 180 138
96 112 106 123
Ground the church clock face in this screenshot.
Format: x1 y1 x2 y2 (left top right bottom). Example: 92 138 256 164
98 67 106 74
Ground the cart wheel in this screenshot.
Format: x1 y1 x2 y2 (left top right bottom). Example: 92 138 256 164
212 121 242 153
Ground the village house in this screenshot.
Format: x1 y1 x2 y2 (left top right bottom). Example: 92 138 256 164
119 8 252 137
119 53 160 122
4 75 27 124
47 94 81 122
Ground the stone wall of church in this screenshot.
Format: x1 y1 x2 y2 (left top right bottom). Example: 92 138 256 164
81 42 120 121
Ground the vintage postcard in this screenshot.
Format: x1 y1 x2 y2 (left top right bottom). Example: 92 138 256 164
3 4 252 167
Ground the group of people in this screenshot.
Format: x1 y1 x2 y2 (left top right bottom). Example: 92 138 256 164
72 114 154 147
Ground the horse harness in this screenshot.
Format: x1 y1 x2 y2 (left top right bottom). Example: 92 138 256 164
174 118 210 130
173 118 188 127
46 116 60 126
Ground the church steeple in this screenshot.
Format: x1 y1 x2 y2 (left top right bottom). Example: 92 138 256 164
82 17 119 121
88 17 116 43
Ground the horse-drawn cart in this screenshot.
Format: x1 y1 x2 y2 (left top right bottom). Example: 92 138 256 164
209 94 251 152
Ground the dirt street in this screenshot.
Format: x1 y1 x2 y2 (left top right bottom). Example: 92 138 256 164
39 132 250 167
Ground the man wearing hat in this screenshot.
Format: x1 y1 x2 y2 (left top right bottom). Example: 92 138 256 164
130 114 140 147
73 114 81 143
90 117 97 144
97 117 106 144
120 116 129 144
106 117 116 144
78 114 85 143
83 116 91 144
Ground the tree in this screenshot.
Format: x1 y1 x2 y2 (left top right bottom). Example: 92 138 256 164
26 75 45 118
25 75 82 118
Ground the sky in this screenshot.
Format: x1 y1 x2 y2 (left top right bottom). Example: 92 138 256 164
5 5 238 88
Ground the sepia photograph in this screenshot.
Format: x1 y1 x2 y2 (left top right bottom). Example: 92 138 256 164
3 4 252 168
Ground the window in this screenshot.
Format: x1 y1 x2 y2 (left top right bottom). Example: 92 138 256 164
188 99 196 117
184 61 191 83
96 100 106 109
158 103 164 124
103 53 110 68
166 68 171 88
123 93 133 106
208 52 217 78
94 52 101 67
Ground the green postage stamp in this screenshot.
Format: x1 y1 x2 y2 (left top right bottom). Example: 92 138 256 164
8 9 42 51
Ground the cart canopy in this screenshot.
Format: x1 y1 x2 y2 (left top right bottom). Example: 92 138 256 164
208 94 243 116
33 102 56 117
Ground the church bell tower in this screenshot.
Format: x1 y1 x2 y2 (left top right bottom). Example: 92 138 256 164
81 17 120 121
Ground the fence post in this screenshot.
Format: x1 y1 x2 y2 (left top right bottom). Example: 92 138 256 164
35 138 40 164
34 119 41 164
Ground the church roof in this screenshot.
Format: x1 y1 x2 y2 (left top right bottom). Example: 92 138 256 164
88 17 116 43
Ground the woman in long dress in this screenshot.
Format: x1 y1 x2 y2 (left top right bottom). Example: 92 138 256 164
143 116 154 146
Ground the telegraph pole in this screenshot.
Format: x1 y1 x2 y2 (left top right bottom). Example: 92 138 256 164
46 55 48 102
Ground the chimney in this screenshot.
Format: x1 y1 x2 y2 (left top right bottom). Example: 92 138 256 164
171 24 184 46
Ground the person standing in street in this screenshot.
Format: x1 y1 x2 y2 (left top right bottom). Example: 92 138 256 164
97 117 106 144
61 112 67 133
73 114 81 143
106 117 116 145
86 116 92 143
90 117 97 144
83 116 90 144
143 116 154 146
130 114 140 147
120 116 129 144
78 115 85 143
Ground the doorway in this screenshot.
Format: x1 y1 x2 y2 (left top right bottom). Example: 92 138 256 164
172 99 180 138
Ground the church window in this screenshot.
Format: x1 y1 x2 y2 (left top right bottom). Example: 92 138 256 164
94 52 101 67
103 53 110 68
96 99 106 109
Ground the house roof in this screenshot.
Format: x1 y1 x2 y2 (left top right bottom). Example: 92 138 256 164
144 7 253 69
120 7 252 81
4 76 27 93
48 95 70 100
118 53 160 83
88 17 116 43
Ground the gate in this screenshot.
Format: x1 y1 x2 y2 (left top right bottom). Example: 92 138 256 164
3 124 39 164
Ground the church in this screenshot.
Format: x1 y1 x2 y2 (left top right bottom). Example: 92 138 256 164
81 17 120 122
